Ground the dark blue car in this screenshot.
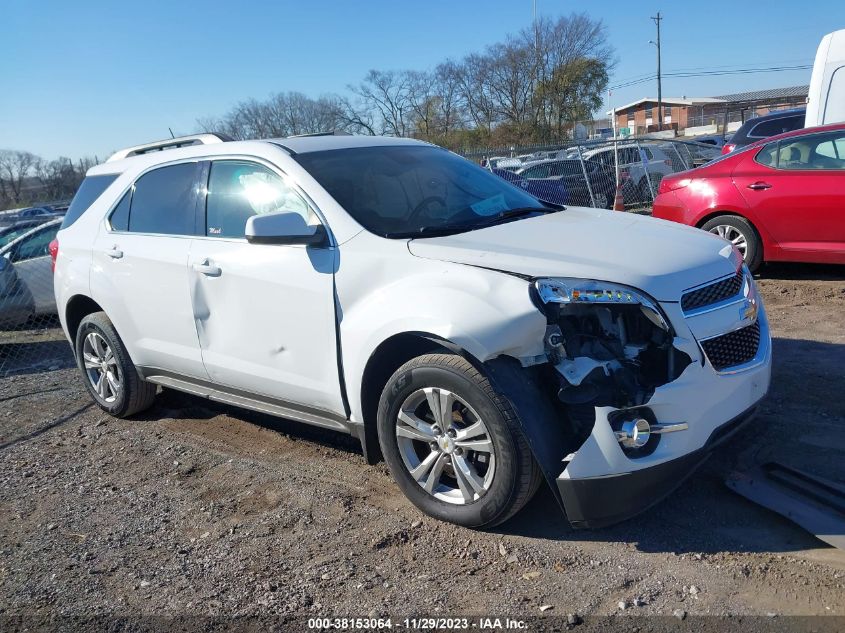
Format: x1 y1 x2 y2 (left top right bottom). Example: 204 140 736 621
491 168 569 206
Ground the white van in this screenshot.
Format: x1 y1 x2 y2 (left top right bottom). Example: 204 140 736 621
806 29 845 127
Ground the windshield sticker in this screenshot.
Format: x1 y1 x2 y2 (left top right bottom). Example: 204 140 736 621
470 194 508 216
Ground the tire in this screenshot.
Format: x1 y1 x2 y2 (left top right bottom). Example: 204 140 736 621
700 215 763 272
377 353 541 528
75 312 157 417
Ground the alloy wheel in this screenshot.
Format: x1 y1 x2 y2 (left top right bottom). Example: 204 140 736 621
709 224 748 257
82 332 120 403
395 387 496 505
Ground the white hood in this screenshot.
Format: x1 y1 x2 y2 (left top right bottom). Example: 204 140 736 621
407 208 737 302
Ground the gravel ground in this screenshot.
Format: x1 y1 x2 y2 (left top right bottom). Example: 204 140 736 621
0 263 844 630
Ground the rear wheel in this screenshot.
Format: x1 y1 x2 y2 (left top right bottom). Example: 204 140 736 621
701 215 763 272
377 353 541 528
75 312 157 417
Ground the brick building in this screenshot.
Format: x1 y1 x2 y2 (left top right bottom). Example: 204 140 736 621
609 85 809 137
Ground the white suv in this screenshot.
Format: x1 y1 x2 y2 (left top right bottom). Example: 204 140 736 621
53 133 771 529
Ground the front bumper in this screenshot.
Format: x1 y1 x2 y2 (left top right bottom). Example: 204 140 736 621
558 404 759 528
554 287 771 529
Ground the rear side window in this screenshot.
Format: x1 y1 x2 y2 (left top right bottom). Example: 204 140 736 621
128 163 199 235
748 115 803 139
61 174 118 228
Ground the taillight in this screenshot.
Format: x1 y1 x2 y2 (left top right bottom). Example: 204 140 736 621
49 239 59 273
664 159 672 167
721 144 736 155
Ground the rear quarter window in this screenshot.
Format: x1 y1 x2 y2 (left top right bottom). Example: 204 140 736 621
748 115 804 139
61 174 119 228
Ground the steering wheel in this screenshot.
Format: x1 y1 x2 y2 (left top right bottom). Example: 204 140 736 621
407 196 447 223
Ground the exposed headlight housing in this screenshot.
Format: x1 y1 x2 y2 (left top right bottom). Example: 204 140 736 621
534 278 670 331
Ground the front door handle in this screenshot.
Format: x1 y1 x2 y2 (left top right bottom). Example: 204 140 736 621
192 260 222 277
747 181 772 190
105 247 123 259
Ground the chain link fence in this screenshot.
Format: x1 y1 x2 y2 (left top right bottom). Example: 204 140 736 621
0 211 72 378
459 137 721 212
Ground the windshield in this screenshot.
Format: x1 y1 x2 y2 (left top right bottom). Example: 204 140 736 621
294 145 548 238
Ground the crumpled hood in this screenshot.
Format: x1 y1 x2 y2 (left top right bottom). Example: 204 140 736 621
408 207 738 302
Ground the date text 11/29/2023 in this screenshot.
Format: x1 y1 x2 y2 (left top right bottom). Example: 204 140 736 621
307 617 529 630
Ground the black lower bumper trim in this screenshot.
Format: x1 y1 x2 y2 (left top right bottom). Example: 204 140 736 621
558 405 758 529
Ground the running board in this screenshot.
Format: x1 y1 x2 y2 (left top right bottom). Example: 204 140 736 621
726 462 845 550
142 371 353 435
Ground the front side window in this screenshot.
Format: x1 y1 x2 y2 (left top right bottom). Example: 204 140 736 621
521 164 551 179
295 145 547 238
205 161 315 238
128 163 198 235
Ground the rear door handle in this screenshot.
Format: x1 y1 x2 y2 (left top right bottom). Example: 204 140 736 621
106 247 123 259
192 260 222 277
747 182 772 190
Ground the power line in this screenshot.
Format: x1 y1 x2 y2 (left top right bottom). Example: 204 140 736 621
609 64 812 90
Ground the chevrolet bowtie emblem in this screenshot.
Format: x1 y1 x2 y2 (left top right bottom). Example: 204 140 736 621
741 297 758 321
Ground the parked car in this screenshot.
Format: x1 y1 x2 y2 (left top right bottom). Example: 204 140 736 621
806 29 845 127
653 123 845 271
581 144 674 202
0 219 61 318
690 135 726 148
490 168 568 206
54 133 770 530
0 220 48 248
722 108 806 155
0 251 35 329
514 159 615 208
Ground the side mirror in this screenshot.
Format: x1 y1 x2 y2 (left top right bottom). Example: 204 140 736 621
245 212 328 246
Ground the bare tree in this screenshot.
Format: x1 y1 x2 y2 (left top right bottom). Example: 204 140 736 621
351 70 413 137
0 150 39 204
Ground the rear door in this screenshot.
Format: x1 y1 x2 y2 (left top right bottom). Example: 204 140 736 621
734 131 845 260
187 159 344 414
91 161 208 378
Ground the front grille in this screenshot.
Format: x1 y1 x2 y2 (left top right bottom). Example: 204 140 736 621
700 321 761 371
681 271 743 312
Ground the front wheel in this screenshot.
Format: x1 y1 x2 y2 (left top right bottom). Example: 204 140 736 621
700 215 763 272
377 353 541 528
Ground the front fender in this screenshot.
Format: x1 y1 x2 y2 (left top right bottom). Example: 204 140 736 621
335 240 546 423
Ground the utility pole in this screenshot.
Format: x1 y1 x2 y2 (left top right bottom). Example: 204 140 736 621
650 11 663 131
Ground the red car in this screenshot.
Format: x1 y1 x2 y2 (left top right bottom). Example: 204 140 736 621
653 123 845 271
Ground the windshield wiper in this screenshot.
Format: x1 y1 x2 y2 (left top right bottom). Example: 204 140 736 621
473 205 561 228
386 206 562 239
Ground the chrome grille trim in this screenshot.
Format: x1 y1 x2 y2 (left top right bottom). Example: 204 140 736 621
681 270 744 314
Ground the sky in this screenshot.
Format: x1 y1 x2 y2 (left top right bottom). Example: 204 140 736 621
3 0 844 160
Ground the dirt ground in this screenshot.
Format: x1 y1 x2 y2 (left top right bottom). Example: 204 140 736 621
0 263 844 629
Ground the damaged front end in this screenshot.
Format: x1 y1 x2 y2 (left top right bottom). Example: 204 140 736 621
533 278 691 413
486 277 701 529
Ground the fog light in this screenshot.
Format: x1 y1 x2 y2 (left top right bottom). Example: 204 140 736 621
615 418 651 449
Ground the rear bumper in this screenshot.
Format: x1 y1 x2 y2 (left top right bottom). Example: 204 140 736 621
558 405 758 529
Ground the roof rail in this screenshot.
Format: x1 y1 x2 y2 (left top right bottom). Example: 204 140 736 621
106 133 233 163
285 131 352 138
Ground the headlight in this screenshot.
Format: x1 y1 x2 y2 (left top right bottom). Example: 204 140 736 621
534 277 670 331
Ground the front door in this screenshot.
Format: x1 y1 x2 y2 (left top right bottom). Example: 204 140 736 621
188 159 344 414
734 130 845 261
